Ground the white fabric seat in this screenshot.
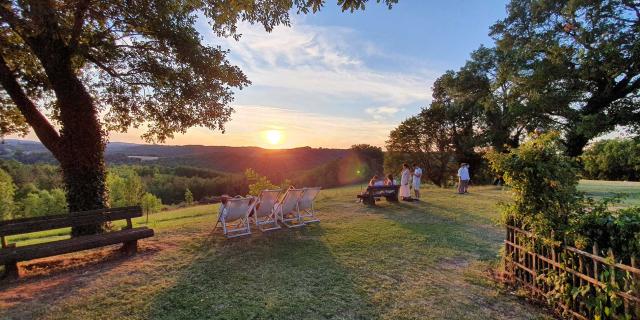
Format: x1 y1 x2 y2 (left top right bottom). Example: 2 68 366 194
215 196 256 238
274 188 305 228
298 187 321 223
252 189 282 232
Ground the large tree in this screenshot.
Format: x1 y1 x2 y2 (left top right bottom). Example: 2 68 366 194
0 0 396 234
490 0 640 157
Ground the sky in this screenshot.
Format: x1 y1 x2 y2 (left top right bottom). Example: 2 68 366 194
14 1 511 149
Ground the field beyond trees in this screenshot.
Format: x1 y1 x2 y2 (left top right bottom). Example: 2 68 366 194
2 181 632 320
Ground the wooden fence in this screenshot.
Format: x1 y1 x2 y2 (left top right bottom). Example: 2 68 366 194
504 225 639 319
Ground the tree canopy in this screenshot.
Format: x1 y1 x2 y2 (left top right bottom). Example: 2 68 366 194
490 0 640 156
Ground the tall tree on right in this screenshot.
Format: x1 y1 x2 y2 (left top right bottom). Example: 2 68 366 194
491 0 640 156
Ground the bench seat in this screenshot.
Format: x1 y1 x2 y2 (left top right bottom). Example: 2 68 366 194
1 206 155 279
0 227 153 264
357 185 400 205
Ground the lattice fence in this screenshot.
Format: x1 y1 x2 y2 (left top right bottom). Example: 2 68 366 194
504 225 639 319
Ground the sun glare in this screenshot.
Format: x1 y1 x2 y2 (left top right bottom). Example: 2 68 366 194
265 130 283 145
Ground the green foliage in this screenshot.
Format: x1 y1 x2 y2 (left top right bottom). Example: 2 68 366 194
245 168 277 196
490 0 640 156
486 132 580 240
140 193 162 219
107 169 145 207
350 144 384 176
0 167 15 219
570 200 640 262
581 139 640 181
19 188 68 218
385 105 462 187
184 188 194 206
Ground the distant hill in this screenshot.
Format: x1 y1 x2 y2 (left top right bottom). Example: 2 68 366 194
0 139 351 179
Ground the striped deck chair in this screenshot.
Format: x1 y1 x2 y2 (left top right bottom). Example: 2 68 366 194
252 189 282 232
298 187 321 223
215 196 257 238
274 188 305 228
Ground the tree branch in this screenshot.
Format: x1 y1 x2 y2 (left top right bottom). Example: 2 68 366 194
0 53 61 157
68 0 91 52
0 1 29 40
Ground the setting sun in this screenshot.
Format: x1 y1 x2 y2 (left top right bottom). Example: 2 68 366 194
265 130 283 145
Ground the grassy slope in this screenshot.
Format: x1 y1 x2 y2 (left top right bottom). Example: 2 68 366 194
1 185 556 320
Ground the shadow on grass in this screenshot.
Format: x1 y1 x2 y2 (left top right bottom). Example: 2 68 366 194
149 224 378 320
362 199 502 262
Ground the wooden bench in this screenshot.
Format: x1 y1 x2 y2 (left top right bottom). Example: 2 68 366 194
0 206 154 279
357 185 400 205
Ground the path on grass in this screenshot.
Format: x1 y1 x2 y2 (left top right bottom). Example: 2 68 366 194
0 186 552 320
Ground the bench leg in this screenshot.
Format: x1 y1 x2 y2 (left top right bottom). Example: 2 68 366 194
2 261 19 280
363 196 375 206
121 240 138 256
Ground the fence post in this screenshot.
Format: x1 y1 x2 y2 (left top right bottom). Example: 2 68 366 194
632 256 639 318
593 244 599 281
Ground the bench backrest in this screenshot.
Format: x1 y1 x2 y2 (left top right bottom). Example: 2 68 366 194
0 206 142 237
366 185 400 192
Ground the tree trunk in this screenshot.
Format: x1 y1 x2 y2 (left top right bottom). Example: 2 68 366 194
46 58 108 236
564 131 589 158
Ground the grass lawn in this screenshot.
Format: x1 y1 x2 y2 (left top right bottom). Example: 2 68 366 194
578 179 640 207
0 185 556 320
1 181 636 319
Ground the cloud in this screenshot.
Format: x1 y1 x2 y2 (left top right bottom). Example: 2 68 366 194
365 106 404 120
207 20 434 109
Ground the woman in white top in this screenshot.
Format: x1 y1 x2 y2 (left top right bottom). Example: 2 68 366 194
412 163 422 199
399 163 412 201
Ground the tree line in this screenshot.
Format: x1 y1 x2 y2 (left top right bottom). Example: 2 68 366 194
0 144 383 220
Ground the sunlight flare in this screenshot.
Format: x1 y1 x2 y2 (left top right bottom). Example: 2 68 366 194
265 129 284 145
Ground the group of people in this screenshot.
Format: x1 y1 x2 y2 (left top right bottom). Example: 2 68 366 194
368 163 423 201
368 162 472 201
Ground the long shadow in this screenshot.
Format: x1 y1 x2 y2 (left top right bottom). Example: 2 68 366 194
0 243 160 319
149 224 378 320
372 200 504 261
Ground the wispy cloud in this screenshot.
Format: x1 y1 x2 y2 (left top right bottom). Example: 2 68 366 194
365 106 404 120
209 20 434 110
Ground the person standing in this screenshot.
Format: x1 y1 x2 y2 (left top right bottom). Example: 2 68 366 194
400 163 412 201
412 163 422 199
457 163 470 194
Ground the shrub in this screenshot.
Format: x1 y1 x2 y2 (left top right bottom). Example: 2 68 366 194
245 168 277 196
570 200 640 262
486 132 581 241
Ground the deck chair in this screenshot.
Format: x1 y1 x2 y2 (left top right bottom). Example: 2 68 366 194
215 196 257 238
252 189 282 232
274 188 305 228
298 187 321 223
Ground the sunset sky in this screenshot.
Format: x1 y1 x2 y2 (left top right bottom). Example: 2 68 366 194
13 1 510 149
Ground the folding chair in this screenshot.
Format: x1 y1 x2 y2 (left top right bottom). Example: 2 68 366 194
274 188 305 228
252 189 282 232
214 196 256 238
298 187 321 223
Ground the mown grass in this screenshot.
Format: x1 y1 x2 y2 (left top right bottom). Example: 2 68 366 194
1 185 556 320
578 179 640 207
